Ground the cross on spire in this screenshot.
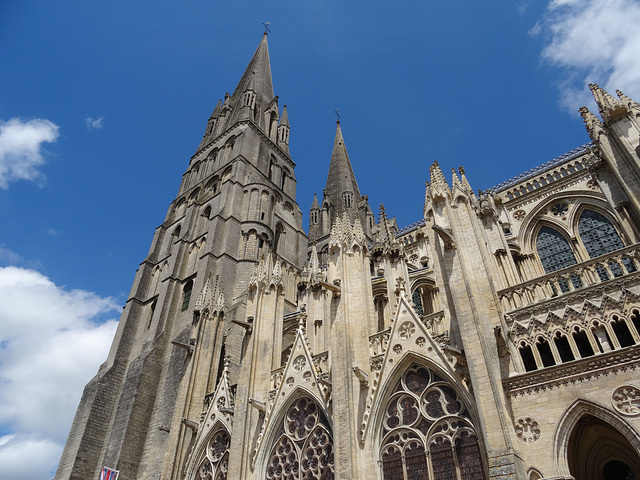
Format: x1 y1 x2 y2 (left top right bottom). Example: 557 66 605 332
335 109 341 123
262 22 271 34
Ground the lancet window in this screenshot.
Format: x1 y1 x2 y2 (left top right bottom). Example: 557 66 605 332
380 364 487 480
265 397 334 480
194 429 230 480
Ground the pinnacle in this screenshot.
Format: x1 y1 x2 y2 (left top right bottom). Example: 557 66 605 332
325 122 362 203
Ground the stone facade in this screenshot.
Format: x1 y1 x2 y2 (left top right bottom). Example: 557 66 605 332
55 34 640 480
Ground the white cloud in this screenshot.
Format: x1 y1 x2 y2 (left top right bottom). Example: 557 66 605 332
85 116 105 130
538 0 640 111
0 434 62 480
0 118 59 189
0 244 23 265
0 266 119 479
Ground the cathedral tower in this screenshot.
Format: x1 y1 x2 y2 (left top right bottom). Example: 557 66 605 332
55 33 308 480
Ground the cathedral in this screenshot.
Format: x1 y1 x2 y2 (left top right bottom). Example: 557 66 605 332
55 33 640 480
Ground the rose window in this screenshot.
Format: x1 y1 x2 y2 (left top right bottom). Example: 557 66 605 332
266 397 334 479
380 364 487 480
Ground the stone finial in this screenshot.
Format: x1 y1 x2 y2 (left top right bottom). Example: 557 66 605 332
451 168 462 189
579 106 605 141
588 83 627 122
429 161 450 200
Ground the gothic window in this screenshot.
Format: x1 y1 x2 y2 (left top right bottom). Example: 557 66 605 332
281 167 290 191
380 364 487 480
610 315 635 348
147 300 156 330
519 342 537 372
536 337 555 367
412 289 424 316
553 332 574 362
342 192 353 209
572 327 594 358
274 224 284 253
310 210 319 225
536 226 581 292
182 280 194 311
578 209 634 280
265 397 334 480
194 429 230 480
206 177 219 195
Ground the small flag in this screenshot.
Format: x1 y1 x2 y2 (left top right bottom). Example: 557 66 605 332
100 466 119 480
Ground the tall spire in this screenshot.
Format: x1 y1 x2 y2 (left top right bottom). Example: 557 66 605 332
196 34 278 153
324 121 362 205
232 33 274 108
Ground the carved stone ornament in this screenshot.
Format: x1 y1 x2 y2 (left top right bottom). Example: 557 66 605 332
292 355 306 372
515 416 540 443
398 321 416 340
612 385 640 416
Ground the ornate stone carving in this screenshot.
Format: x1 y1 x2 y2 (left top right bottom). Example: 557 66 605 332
292 355 306 372
515 416 540 443
513 210 525 221
398 321 416 340
612 385 640 416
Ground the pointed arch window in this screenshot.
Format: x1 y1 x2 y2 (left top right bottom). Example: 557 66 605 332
578 209 634 279
536 226 581 292
194 429 230 480
342 191 353 209
182 279 194 311
412 289 424 316
380 364 487 480
265 397 334 479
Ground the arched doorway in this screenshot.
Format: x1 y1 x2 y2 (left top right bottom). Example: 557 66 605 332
568 414 640 480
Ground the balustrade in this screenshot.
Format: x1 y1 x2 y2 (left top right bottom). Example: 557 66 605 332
498 244 640 311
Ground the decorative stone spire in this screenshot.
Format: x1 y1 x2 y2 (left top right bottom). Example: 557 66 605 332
579 106 605 141
429 161 449 200
231 33 274 112
324 121 362 220
198 100 222 151
277 105 290 153
456 166 475 200
451 168 463 190
196 34 277 153
588 83 627 122
239 72 257 120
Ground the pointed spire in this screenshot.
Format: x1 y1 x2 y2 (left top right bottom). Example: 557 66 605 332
232 33 274 109
279 105 289 127
277 105 290 153
324 121 362 218
198 100 223 150
451 168 462 190
589 83 627 122
311 192 320 210
458 166 474 194
429 161 450 200
579 106 605 141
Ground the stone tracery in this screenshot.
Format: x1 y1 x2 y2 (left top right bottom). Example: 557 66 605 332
195 430 230 480
265 397 334 480
380 364 486 480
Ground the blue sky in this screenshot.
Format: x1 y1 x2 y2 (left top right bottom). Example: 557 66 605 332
1 1 639 478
